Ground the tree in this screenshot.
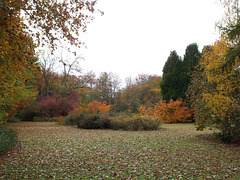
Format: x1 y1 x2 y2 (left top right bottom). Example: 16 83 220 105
187 0 240 142
160 51 184 101
0 1 38 124
37 48 57 96
182 43 200 99
121 74 162 113
96 72 121 104
21 0 101 49
59 56 84 87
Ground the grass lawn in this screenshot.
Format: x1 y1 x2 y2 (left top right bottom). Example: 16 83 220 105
0 122 240 179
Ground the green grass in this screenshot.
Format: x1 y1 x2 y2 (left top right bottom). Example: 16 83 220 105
0 122 239 179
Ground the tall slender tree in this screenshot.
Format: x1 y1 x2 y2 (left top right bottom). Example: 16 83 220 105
160 51 184 101
182 43 200 99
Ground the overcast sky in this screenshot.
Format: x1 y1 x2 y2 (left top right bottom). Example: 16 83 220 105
79 0 224 82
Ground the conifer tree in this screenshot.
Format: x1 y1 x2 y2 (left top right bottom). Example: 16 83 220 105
160 51 184 101
181 43 200 99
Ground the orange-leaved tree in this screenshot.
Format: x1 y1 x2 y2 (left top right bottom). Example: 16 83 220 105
139 99 192 123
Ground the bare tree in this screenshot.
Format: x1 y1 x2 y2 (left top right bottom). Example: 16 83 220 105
37 48 57 96
58 47 85 87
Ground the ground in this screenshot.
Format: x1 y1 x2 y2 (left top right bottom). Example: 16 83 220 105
0 122 240 179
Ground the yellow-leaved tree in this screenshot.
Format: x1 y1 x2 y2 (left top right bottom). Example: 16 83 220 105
187 0 240 142
0 1 38 125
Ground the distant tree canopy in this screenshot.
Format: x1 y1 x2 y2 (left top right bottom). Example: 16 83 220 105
121 75 162 113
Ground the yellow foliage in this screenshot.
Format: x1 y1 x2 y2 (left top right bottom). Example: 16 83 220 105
200 38 239 122
0 1 38 124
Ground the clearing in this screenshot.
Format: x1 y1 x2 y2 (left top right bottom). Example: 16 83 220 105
0 122 240 179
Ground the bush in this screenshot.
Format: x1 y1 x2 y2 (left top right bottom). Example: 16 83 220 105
34 89 80 117
65 113 112 129
0 127 17 156
213 126 240 143
110 114 161 131
110 113 130 130
33 116 57 122
97 114 111 129
213 132 233 143
69 101 111 116
63 114 84 126
139 99 192 123
131 115 161 130
77 114 100 129
65 112 161 131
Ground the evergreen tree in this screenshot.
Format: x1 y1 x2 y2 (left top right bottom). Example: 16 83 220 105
182 43 200 99
160 51 184 101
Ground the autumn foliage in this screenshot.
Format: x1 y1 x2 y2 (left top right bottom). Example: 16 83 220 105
138 99 192 123
68 101 111 116
34 89 80 117
185 0 240 142
60 101 111 127
0 1 38 125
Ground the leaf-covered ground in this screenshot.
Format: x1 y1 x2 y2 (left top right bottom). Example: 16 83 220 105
0 122 240 179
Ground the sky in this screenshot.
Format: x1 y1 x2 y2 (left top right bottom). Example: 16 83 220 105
79 0 225 82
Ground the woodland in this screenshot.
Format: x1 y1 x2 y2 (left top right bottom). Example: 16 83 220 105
0 0 240 179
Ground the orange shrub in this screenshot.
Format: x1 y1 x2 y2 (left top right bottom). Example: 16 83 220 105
85 101 111 114
68 101 111 116
139 99 192 123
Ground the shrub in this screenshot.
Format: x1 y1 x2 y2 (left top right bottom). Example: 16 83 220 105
85 101 111 114
213 132 233 143
110 113 130 130
132 115 161 130
0 127 17 156
63 114 84 126
139 99 192 123
69 113 112 129
34 89 80 117
110 114 161 131
77 114 100 129
70 101 111 116
65 101 111 129
97 114 111 129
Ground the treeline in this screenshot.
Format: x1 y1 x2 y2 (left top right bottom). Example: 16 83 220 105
16 70 163 121
0 41 200 124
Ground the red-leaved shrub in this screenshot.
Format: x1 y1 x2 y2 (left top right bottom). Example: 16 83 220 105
34 89 79 117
